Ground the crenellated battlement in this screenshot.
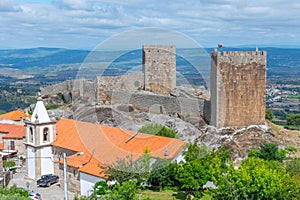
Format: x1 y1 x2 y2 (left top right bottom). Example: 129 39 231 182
212 48 266 57
211 48 266 67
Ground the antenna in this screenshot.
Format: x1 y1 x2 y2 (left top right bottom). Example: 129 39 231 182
125 131 138 143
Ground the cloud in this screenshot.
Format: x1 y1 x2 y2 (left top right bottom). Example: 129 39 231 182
54 0 93 11
0 0 20 12
0 0 299 48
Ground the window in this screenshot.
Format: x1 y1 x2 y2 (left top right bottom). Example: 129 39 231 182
10 141 15 150
43 128 49 142
29 127 33 142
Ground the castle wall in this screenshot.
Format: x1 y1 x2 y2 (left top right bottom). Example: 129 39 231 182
210 50 266 128
41 79 96 104
143 45 176 95
97 74 143 101
104 90 208 119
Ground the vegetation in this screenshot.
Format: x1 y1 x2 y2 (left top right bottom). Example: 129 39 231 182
94 142 300 199
0 185 30 199
286 158 300 177
138 123 178 138
286 113 300 129
211 157 300 199
93 181 109 196
45 103 59 110
108 181 139 200
3 160 16 169
265 109 274 120
0 85 37 112
248 142 286 162
104 150 152 185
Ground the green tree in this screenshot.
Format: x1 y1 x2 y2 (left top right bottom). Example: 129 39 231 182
286 158 300 177
286 113 300 129
93 181 109 197
175 145 230 196
104 151 152 184
248 149 261 158
265 109 274 120
183 142 210 162
176 160 210 195
211 157 294 199
259 142 286 162
148 158 170 190
107 181 138 200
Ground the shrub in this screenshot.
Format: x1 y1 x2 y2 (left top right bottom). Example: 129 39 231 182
45 103 59 110
138 123 178 138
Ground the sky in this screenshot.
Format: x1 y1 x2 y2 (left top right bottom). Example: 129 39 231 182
0 0 299 49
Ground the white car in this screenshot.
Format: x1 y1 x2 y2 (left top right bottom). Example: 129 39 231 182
29 191 42 200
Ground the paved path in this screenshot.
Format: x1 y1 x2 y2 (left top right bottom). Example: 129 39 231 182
8 167 75 200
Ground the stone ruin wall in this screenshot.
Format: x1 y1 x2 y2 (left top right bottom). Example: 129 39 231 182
104 90 210 120
97 74 144 101
143 45 176 95
210 50 266 128
41 79 97 104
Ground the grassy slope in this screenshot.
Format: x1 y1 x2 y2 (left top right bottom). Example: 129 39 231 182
269 121 300 157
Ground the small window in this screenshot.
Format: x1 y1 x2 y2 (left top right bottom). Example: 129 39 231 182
29 127 33 142
10 141 15 150
43 128 49 142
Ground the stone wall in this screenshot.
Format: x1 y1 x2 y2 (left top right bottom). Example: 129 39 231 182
52 146 80 193
143 45 176 95
97 74 143 101
41 79 97 105
104 90 209 119
210 49 266 128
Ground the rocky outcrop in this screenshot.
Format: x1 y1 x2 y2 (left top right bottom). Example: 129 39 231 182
198 125 280 161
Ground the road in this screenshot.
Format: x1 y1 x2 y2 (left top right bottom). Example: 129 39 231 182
8 166 76 200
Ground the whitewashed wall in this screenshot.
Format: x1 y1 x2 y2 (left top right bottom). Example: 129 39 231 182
80 172 105 197
27 146 36 179
41 146 54 175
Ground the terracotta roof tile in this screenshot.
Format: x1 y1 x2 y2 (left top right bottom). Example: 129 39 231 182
52 118 187 178
51 119 86 152
0 124 25 139
0 110 29 121
0 143 3 150
78 157 107 178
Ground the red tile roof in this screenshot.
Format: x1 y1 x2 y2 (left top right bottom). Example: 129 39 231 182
0 110 29 121
52 118 187 178
0 143 3 150
0 124 25 139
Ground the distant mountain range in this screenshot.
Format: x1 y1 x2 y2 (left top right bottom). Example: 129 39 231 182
0 47 299 83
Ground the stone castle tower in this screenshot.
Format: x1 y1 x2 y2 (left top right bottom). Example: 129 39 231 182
210 48 266 128
143 45 176 95
24 94 56 179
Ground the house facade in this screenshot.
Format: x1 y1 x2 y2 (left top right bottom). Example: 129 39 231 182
0 124 26 166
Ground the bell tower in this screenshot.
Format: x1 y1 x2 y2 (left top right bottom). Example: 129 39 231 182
24 93 56 179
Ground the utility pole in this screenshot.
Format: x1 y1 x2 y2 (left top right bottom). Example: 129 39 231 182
63 153 68 200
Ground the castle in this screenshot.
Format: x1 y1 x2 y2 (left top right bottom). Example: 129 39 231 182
41 45 267 129
210 48 267 128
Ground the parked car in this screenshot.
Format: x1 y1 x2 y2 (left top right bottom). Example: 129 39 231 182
29 191 42 200
37 174 59 187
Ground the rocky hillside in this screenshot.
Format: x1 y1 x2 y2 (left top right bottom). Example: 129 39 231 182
72 101 292 162
41 87 299 162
